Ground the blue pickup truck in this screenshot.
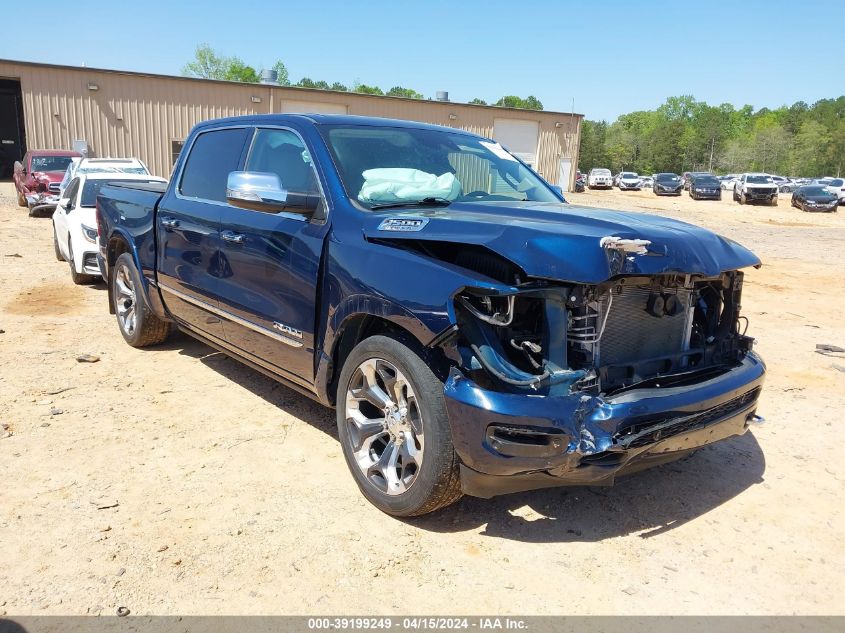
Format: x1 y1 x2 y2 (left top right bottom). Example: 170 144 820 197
96 114 766 516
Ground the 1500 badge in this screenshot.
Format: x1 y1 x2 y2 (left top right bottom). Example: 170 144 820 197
377 218 429 232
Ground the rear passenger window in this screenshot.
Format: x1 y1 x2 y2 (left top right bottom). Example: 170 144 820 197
246 128 320 195
179 128 249 202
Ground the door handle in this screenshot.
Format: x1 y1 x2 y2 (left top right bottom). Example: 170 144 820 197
161 217 180 230
221 230 246 245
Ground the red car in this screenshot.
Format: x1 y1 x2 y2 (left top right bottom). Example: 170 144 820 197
13 150 81 214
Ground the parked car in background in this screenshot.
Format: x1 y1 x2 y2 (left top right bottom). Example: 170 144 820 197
823 177 845 204
719 175 739 191
638 175 654 188
588 167 612 189
790 185 838 213
13 149 82 215
688 174 722 200
733 173 778 205
95 113 765 516
682 171 712 190
653 173 683 196
768 175 796 193
52 172 167 284
58 157 151 198
618 172 641 190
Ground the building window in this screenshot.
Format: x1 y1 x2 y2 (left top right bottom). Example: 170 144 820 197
171 140 185 167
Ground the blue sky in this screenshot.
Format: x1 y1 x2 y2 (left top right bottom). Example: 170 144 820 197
3 0 841 121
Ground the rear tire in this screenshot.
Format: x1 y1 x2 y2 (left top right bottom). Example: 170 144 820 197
112 252 171 347
336 334 462 517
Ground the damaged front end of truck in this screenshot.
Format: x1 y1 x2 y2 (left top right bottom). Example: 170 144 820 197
421 232 765 497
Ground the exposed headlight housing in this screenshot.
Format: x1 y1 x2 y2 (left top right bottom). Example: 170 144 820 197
81 224 98 243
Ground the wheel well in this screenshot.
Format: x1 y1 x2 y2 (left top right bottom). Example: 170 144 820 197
107 235 131 268
326 315 449 406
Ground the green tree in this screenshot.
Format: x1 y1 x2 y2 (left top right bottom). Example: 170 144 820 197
223 58 259 83
494 95 543 110
469 98 487 106
271 60 291 86
182 44 226 79
182 45 259 83
386 86 424 99
354 83 384 96
330 82 349 92
296 78 331 90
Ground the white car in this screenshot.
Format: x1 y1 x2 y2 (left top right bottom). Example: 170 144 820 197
638 175 654 188
53 172 166 284
618 172 641 190
587 168 612 189
719 174 739 191
824 177 845 204
57 157 150 199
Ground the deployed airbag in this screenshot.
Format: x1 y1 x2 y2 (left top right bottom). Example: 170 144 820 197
358 168 460 203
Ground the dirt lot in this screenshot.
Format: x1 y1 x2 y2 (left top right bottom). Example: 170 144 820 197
1 181 843 616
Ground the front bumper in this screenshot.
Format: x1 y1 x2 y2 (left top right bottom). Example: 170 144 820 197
743 190 777 202
444 352 765 498
655 186 682 195
692 190 721 199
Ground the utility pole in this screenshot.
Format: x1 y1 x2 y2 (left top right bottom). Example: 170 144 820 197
708 136 715 172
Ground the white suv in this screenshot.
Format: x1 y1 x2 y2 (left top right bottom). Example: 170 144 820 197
733 173 779 205
824 177 845 204
588 168 612 189
53 172 166 284
57 157 151 199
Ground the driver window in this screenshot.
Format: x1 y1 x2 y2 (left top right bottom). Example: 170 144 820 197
246 129 319 195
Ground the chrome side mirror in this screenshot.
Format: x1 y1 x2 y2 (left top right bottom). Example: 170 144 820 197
226 171 319 215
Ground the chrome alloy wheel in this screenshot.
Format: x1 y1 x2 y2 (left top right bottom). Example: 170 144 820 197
114 263 137 336
344 358 424 495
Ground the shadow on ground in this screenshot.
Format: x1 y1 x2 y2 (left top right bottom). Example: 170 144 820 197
164 331 765 544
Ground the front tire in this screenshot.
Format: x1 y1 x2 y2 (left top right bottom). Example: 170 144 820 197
337 335 462 517
67 239 95 285
17 188 27 207
111 253 171 347
740 192 747 205
53 224 64 261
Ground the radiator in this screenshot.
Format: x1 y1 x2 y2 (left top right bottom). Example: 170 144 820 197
598 286 691 366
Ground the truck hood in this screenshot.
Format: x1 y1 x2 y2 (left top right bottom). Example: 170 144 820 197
363 201 761 284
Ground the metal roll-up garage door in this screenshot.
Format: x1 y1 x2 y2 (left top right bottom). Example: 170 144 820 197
493 118 539 168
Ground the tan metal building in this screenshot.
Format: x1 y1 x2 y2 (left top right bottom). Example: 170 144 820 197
0 58 581 188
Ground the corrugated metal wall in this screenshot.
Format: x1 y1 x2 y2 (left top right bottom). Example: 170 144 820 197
0 60 581 186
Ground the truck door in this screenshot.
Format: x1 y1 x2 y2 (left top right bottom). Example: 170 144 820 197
216 126 329 386
156 127 251 342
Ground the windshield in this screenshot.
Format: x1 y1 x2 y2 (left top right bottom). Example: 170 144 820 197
591 169 610 176
80 179 161 207
321 125 559 209
802 187 830 196
830 179 844 187
747 175 772 184
621 172 638 178
78 166 149 175
31 156 74 173
694 177 719 185
655 173 679 182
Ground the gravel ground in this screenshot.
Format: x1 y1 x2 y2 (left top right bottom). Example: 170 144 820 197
0 181 843 616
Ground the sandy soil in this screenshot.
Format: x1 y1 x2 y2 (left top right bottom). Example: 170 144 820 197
1 181 843 616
